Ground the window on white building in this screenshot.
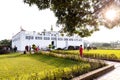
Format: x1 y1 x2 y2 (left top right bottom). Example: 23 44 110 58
64 38 68 41
69 38 73 41
79 39 82 41
58 38 63 41
25 36 34 40
44 37 50 40
51 34 53 36
74 39 78 41
51 37 56 40
35 37 42 40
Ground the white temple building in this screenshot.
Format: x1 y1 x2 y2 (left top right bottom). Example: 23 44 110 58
12 29 84 51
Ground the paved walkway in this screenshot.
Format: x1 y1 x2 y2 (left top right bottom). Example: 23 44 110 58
94 61 120 80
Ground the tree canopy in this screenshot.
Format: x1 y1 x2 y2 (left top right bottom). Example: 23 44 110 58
23 0 120 37
0 39 11 47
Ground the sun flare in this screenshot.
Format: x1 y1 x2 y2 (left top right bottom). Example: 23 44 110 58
105 9 117 21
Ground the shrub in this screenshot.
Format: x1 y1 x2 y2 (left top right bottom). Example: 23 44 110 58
68 46 74 50
31 44 36 51
26 64 91 80
56 48 63 50
74 46 79 50
0 50 9 54
0 46 10 54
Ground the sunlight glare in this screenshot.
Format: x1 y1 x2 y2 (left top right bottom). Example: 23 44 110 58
105 9 116 21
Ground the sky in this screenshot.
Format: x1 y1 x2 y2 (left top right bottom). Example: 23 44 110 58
0 0 120 43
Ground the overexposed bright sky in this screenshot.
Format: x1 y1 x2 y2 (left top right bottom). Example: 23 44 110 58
0 0 59 40
0 0 120 42
84 26 120 42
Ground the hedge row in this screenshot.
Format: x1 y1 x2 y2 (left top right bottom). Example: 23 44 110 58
51 50 120 61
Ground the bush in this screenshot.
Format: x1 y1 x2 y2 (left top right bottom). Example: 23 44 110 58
22 64 91 80
92 47 97 50
32 44 36 50
74 46 79 50
0 50 9 54
0 46 10 54
68 46 74 50
56 48 63 50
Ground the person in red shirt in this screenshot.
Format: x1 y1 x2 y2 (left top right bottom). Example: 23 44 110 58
79 45 83 57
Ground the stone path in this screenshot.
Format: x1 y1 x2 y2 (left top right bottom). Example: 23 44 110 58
94 61 120 80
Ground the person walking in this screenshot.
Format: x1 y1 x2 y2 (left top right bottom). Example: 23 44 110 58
14 46 17 52
25 45 29 52
79 45 83 57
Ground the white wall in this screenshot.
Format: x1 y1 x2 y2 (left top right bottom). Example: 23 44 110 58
12 30 84 51
12 32 20 51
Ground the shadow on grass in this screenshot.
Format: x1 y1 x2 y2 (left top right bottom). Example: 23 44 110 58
27 53 83 68
0 52 85 68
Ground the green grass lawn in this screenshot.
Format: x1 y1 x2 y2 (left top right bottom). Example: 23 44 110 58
0 53 89 79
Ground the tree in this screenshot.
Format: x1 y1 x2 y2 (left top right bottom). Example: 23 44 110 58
0 39 11 47
102 43 111 47
23 0 120 37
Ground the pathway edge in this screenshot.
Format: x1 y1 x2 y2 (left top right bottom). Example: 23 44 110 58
72 64 114 80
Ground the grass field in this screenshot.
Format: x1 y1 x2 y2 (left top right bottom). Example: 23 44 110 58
84 49 120 55
52 49 120 60
0 53 91 79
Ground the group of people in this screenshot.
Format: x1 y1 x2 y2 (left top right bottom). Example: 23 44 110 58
24 44 83 56
14 44 83 56
24 45 40 54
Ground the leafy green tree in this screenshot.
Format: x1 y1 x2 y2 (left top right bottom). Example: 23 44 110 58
102 43 111 47
32 44 36 50
0 39 11 47
48 44 52 50
23 0 120 37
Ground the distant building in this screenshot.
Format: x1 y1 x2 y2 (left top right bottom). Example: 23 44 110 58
111 41 120 49
12 30 84 51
